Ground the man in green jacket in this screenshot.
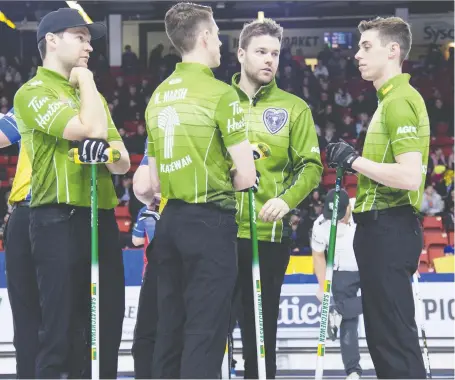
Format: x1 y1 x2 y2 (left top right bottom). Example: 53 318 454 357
232 18 323 378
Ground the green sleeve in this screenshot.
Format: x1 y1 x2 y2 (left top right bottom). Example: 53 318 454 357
386 99 423 156
14 85 78 138
101 94 122 142
214 88 247 148
279 106 323 209
145 106 156 157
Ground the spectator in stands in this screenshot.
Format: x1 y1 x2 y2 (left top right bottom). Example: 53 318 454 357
127 84 140 103
434 167 454 201
421 184 445 216
339 114 356 139
300 84 314 106
118 126 128 140
319 122 338 150
279 47 299 73
127 85 145 114
127 99 141 120
313 61 329 79
114 75 129 102
162 46 181 75
150 63 169 91
289 209 309 253
327 49 343 78
430 147 447 167
278 64 295 90
426 44 444 69
350 92 372 117
13 71 22 86
315 91 330 117
0 56 7 76
448 151 454 170
429 99 451 134
426 88 442 109
27 66 38 80
122 45 139 75
355 112 369 137
316 104 339 129
138 78 153 99
308 199 323 223
128 124 147 154
0 96 9 108
317 44 333 67
443 190 454 231
148 44 164 72
319 78 331 96
334 87 353 108
2 72 17 101
110 98 125 127
116 174 133 205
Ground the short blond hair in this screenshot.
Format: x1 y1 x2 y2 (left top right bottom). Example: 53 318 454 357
358 16 412 63
164 2 213 55
239 18 283 50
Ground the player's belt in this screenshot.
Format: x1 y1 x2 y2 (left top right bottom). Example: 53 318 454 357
11 200 30 210
353 205 415 224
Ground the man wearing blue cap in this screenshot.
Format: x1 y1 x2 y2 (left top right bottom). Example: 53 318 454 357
13 8 130 378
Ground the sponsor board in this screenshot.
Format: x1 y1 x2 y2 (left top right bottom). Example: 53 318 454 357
0 282 453 347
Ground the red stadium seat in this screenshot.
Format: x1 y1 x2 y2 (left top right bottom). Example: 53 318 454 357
322 172 337 188
441 145 453 157
320 151 326 163
6 166 16 179
0 156 8 165
346 184 357 198
423 216 443 231
435 122 449 137
344 174 358 187
115 206 130 218
117 217 131 233
418 262 429 273
124 121 139 133
8 155 18 165
428 246 445 264
424 230 448 248
323 165 336 174
130 154 143 165
0 180 9 188
431 136 454 146
419 249 429 264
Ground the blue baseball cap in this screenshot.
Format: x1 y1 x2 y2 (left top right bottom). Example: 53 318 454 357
37 8 106 43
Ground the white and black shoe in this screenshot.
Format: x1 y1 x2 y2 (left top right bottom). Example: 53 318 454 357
327 308 342 341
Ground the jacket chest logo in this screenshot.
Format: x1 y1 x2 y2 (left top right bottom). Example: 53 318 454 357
263 108 288 134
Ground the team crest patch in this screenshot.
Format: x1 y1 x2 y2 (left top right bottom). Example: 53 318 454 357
263 108 288 134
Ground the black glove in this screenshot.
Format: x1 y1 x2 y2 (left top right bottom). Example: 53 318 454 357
78 138 110 163
326 140 359 172
241 170 261 193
